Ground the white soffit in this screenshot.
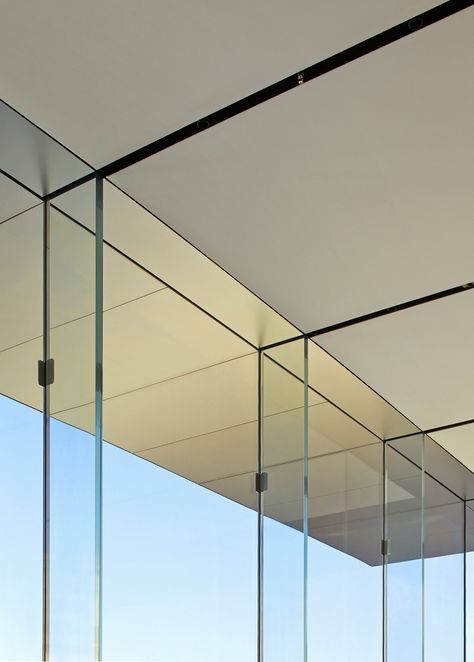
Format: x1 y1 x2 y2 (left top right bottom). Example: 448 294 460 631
267 340 419 439
318 290 474 432
0 1 437 166
430 425 474 476
103 182 298 347
113 9 474 332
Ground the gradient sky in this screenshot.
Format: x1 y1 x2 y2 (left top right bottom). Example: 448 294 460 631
0 395 468 661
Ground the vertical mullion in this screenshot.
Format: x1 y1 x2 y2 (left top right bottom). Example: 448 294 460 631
382 441 388 662
95 177 104 661
464 502 467 662
421 434 425 662
42 198 51 662
257 349 264 662
303 338 308 662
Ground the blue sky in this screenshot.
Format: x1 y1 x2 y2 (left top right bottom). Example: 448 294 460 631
0 394 467 661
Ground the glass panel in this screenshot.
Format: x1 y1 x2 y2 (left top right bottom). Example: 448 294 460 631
273 339 418 440
101 191 258 661
386 434 424 662
395 431 474 505
262 340 307 661
424 477 463 662
467 502 474 661
0 201 43 661
307 417 383 660
48 182 98 660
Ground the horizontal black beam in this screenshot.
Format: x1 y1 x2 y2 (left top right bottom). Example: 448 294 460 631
45 0 471 201
100 0 471 177
425 418 474 436
385 417 474 443
261 280 474 351
309 281 474 338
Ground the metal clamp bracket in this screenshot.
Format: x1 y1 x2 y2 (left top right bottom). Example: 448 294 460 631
255 472 268 494
38 358 55 387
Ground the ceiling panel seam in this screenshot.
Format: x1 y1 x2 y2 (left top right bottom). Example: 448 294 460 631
0 167 43 200
199 441 383 486
387 442 467 502
49 200 259 351
50 351 257 416
0 287 168 356
136 400 329 456
0 202 42 227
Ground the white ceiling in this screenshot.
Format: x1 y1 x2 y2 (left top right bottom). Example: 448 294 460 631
0 0 437 167
318 291 474 431
431 425 474 475
112 8 474 332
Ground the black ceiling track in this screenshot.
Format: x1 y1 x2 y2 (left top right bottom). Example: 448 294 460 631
260 281 474 351
45 0 472 201
425 418 474 436
309 281 474 338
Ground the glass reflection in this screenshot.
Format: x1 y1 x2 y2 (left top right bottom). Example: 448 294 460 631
101 190 258 661
48 196 97 659
0 199 43 661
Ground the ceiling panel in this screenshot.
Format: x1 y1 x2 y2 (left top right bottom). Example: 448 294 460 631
113 9 474 332
50 203 163 324
102 288 252 399
318 290 474 431
60 353 259 448
140 421 258 487
103 182 297 347
0 173 39 224
431 425 474 475
267 340 419 439
0 0 437 167
0 206 42 349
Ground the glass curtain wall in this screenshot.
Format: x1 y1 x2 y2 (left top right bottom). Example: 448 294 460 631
263 340 385 661
0 172 473 662
0 177 43 661
100 182 259 662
